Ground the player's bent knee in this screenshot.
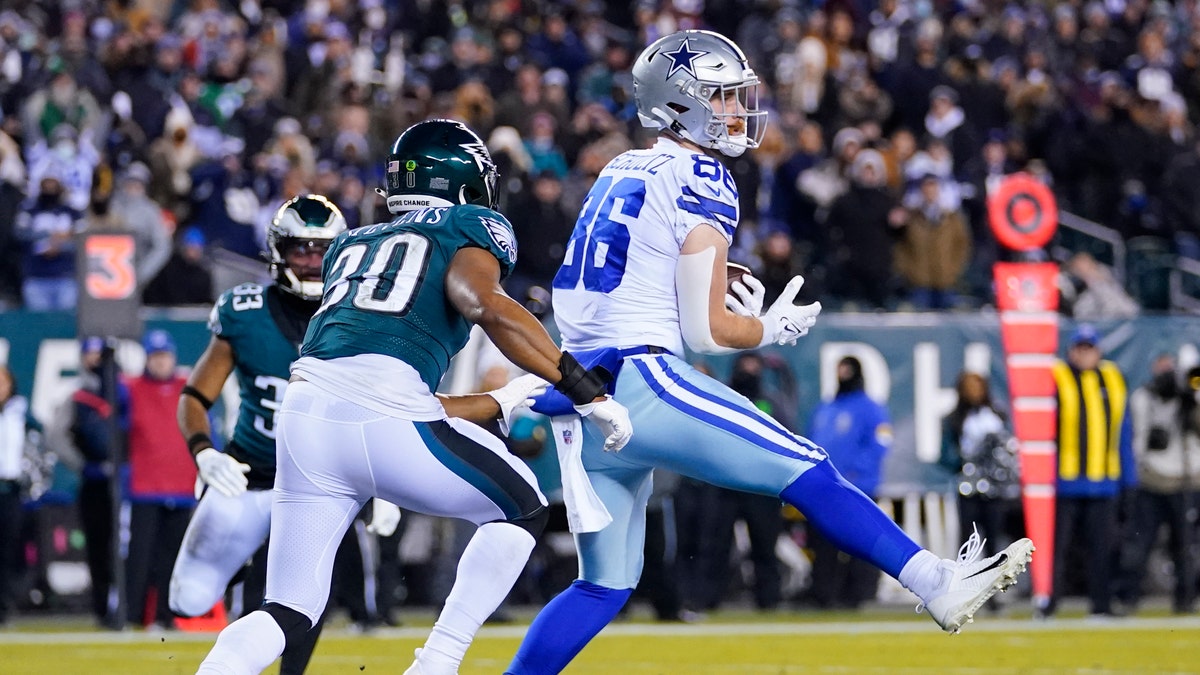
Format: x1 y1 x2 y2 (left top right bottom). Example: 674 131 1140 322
168 579 215 618
506 504 549 538
262 602 315 645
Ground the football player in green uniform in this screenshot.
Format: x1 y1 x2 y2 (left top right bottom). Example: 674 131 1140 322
172 195 399 673
195 119 632 675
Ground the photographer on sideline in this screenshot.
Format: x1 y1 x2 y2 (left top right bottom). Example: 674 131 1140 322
1115 355 1200 615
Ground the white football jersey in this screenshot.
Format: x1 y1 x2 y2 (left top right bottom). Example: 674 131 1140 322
552 137 740 355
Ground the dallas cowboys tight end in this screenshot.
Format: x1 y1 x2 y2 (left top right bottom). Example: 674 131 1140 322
505 29 1033 675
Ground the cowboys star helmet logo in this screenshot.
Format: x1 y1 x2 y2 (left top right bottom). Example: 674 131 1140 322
661 37 707 79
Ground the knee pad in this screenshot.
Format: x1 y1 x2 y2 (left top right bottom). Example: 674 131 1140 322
507 504 549 538
262 602 314 645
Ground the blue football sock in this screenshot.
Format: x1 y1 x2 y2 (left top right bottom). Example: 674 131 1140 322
505 580 632 675
780 461 921 578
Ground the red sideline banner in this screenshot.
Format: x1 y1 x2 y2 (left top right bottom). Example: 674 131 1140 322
994 260 1059 607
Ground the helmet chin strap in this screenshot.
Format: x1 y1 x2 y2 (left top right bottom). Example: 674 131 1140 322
281 267 323 301
716 134 749 157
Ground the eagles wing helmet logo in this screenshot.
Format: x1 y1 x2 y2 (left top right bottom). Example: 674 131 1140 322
481 216 517 264
662 37 707 79
459 141 491 173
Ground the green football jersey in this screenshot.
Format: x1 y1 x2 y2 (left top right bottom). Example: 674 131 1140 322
210 283 304 484
302 204 518 390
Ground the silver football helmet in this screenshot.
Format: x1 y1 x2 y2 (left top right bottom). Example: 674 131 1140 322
632 30 767 157
267 194 347 300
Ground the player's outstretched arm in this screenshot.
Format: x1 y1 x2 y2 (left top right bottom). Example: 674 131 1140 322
438 375 547 431
677 225 770 352
445 247 565 382
446 247 631 450
178 336 234 453
178 336 250 497
676 225 821 351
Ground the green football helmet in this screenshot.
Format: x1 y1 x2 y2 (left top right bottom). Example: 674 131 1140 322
384 119 499 214
268 194 347 300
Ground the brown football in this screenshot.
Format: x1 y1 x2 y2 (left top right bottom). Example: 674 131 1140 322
726 262 753 293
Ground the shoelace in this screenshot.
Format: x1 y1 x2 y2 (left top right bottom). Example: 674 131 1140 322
915 524 988 615
956 523 987 566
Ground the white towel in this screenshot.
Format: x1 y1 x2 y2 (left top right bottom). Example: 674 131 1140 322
550 415 613 533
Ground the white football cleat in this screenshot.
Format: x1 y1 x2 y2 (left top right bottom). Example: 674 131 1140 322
918 527 1035 634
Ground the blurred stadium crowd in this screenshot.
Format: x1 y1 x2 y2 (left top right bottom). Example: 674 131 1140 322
1 0 1198 314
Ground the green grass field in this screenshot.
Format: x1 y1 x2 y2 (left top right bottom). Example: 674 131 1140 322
4 609 1200 674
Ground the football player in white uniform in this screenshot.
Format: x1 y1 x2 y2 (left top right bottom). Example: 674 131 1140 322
171 196 398 674
194 120 631 675
505 30 1034 674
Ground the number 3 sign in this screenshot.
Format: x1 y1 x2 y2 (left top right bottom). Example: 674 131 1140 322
77 232 143 340
85 235 137 299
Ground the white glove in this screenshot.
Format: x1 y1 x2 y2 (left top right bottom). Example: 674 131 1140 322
486 373 550 436
195 447 251 498
366 499 401 537
758 275 822 347
574 396 633 452
725 275 765 317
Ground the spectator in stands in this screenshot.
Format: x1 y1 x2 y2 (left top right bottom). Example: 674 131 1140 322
577 39 634 112
105 162 172 291
1044 324 1137 618
786 35 833 123
123 330 195 630
506 170 573 306
837 69 894 130
826 148 901 310
143 227 214 307
25 123 99 214
188 137 261 259
19 65 103 146
68 337 127 629
526 8 590 84
924 85 980 170
1116 355 1200 615
770 121 825 245
798 127 861 233
265 117 317 183
495 62 569 139
230 61 288 159
14 171 84 311
893 173 972 310
523 111 569 180
0 364 42 626
939 371 1020 557
1161 137 1200 259
804 356 892 609
148 107 201 226
0 123 24 307
885 17 945 133
1060 252 1140 320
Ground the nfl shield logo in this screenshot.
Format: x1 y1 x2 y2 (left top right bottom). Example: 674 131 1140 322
562 429 573 445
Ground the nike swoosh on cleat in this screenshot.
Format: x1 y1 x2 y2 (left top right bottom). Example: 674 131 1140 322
962 554 1008 580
